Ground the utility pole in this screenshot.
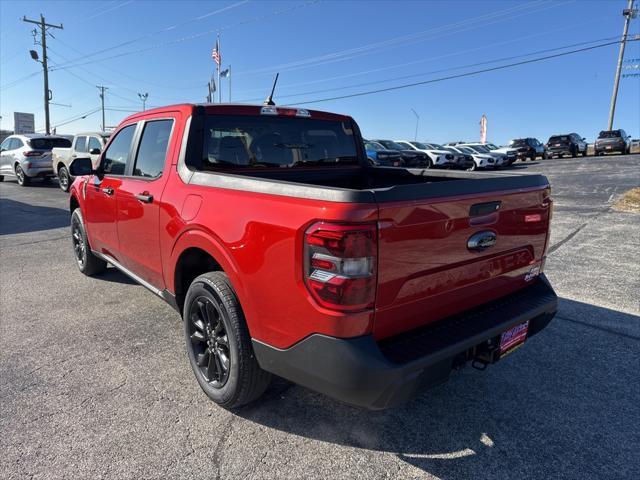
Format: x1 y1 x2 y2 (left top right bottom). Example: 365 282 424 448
23 14 63 135
410 108 419 141
608 0 636 130
138 92 148 111
97 85 108 131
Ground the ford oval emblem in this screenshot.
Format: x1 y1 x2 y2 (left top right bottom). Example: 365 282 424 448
467 230 497 251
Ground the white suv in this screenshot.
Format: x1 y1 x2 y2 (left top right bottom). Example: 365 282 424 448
395 140 456 168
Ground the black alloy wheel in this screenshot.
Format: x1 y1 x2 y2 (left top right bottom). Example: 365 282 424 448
71 214 87 269
188 296 231 388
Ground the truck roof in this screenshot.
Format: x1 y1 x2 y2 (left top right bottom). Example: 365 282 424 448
118 103 353 125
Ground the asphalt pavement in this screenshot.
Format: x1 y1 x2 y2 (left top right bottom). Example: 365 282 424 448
1 155 639 480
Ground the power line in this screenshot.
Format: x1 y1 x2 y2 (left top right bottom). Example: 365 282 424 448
48 0 320 72
287 38 639 107
237 34 621 103
237 0 570 77
48 0 252 70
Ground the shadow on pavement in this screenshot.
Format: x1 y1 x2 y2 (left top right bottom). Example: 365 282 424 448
0 198 69 235
95 267 138 285
239 298 639 479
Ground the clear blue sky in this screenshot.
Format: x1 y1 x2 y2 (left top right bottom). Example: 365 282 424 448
1 0 638 144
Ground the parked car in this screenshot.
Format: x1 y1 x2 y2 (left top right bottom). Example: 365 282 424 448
0 134 71 186
460 144 508 168
363 140 403 167
371 139 431 168
394 140 456 168
463 143 517 167
439 145 495 170
52 132 111 191
545 133 588 158
594 129 631 155
509 138 546 161
419 142 475 170
68 103 556 410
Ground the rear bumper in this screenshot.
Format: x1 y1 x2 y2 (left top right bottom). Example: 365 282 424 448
594 144 625 153
253 275 557 410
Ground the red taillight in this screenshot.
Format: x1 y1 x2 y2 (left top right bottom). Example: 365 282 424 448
304 222 377 312
23 151 42 157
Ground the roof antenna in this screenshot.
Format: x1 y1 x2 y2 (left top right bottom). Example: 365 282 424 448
264 73 279 106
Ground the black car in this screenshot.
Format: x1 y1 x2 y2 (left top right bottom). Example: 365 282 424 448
372 139 431 167
545 133 588 158
363 140 403 167
594 129 631 155
509 137 546 161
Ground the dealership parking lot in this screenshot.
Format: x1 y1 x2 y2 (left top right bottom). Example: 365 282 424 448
1 155 639 480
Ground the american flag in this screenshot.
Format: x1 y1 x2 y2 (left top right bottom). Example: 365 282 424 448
211 39 221 66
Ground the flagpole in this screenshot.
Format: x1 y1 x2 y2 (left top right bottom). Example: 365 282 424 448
217 33 221 103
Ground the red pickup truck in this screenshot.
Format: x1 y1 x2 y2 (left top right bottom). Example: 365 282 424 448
68 103 557 410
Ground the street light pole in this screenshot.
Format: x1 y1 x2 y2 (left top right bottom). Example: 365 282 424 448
608 0 636 130
410 108 419 141
138 92 148 111
23 14 63 135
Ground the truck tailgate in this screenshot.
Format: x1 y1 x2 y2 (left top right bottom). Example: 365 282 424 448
374 185 551 340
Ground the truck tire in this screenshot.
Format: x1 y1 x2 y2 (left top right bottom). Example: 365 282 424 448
571 146 577 158
0 175 4 182
184 271 271 409
58 166 71 192
71 208 107 276
15 165 30 186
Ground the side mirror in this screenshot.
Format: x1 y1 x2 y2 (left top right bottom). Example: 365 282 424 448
69 157 94 176
89 148 101 155
582 137 586 141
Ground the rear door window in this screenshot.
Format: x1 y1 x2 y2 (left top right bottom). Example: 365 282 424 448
102 124 136 175
132 119 173 178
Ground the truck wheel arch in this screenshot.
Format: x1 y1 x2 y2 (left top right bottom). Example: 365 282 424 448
170 230 254 330
69 194 80 213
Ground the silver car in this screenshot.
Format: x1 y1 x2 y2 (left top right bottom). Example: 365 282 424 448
0 134 72 186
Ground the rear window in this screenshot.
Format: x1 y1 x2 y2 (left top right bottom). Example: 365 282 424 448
549 136 569 143
28 137 72 150
598 130 621 138
510 139 527 147
194 115 358 170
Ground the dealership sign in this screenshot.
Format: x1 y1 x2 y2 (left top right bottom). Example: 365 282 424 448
14 112 35 134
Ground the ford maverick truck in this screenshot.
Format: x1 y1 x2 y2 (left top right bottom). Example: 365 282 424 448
68 103 557 410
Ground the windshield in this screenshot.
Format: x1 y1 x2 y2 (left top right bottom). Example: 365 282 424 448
376 140 406 151
466 145 487 153
598 130 621 138
486 143 499 150
197 115 359 169
364 141 384 151
28 137 72 150
458 146 476 154
410 141 428 149
441 147 458 153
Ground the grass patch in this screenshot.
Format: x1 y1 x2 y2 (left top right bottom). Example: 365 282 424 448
613 187 640 213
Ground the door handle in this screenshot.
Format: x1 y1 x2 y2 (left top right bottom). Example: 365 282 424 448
101 187 114 195
135 193 153 203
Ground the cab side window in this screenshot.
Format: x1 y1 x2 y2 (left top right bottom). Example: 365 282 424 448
75 136 87 153
132 120 173 178
88 137 102 152
102 124 136 175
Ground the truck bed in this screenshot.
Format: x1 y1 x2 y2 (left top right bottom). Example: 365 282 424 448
179 163 549 203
